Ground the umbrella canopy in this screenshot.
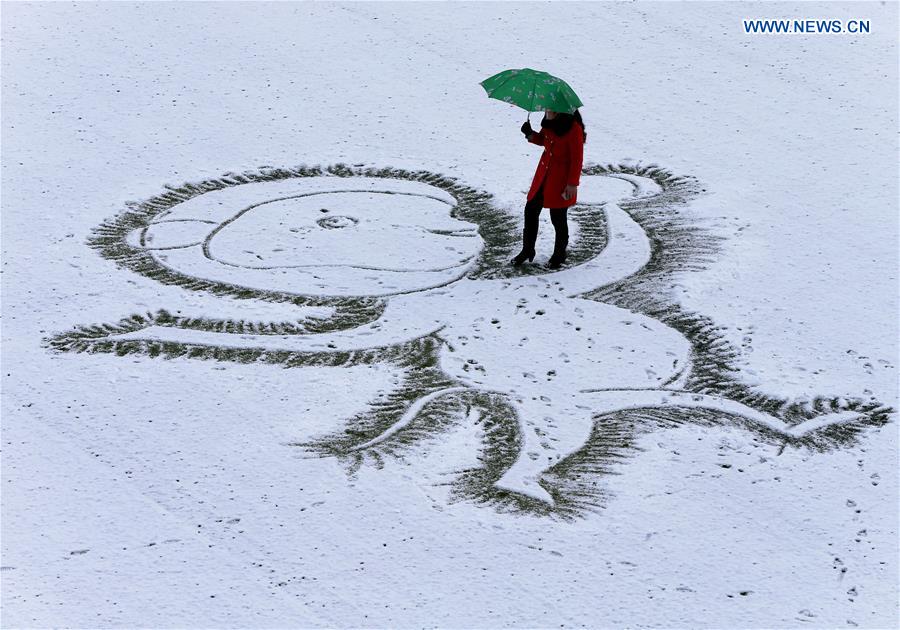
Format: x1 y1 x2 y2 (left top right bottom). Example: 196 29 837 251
480 68 583 116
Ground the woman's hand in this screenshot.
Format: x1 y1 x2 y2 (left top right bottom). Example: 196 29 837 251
520 121 534 137
562 184 577 200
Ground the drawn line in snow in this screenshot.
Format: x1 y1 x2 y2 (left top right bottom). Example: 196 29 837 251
46 162 894 519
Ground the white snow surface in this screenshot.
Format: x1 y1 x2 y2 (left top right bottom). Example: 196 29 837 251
2 2 898 628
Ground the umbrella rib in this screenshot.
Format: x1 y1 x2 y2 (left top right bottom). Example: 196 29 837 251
530 77 536 112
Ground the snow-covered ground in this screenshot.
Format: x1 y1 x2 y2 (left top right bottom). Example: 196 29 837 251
2 2 897 628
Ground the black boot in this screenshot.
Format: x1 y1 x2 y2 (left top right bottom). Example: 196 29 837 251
512 200 541 266
546 251 567 269
512 248 536 266
547 208 568 269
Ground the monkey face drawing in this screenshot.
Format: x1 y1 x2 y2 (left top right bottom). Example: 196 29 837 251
126 177 483 297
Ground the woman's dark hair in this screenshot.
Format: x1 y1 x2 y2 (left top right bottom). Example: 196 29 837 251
540 109 587 143
573 109 587 143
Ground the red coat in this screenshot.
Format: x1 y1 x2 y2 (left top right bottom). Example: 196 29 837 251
526 120 584 208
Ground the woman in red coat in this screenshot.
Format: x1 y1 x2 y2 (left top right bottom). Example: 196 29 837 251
512 109 586 269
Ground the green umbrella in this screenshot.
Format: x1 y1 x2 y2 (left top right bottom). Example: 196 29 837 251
480 68 583 121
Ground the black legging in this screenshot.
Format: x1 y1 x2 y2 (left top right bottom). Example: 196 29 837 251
523 182 568 256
